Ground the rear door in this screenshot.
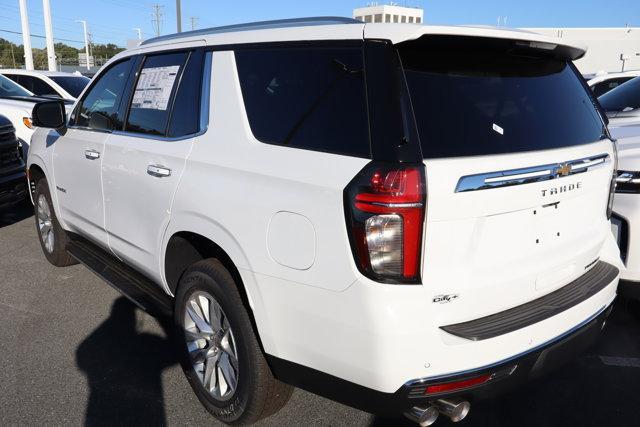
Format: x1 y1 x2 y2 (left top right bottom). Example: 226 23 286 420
398 36 614 323
102 48 207 283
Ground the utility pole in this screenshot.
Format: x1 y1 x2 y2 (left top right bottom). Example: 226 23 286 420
42 0 56 71
10 44 16 68
151 4 164 37
176 0 182 33
133 27 142 40
76 20 91 71
18 0 34 70
190 17 198 31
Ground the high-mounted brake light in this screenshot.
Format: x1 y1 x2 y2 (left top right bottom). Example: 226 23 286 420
344 163 426 283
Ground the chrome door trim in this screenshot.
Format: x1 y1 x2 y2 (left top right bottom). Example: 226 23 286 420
455 153 610 193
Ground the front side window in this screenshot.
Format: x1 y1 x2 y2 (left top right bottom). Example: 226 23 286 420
598 76 640 112
75 58 133 131
399 36 605 158
126 52 188 136
235 46 370 158
0 74 32 98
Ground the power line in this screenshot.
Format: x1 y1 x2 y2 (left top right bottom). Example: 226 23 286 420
0 28 84 45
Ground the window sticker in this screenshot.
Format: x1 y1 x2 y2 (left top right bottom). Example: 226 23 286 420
131 65 180 110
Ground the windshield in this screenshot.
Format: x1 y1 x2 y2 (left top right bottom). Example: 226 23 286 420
50 75 90 98
598 76 640 112
399 36 606 158
0 74 32 98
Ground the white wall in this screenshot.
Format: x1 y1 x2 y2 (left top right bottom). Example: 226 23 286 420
524 27 640 74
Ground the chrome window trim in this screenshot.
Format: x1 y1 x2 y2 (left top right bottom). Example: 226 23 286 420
455 153 610 193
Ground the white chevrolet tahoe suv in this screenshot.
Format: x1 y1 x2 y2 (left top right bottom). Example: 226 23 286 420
26 18 621 426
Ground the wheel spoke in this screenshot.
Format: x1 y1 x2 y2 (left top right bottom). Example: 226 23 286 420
220 329 238 368
184 328 206 342
203 354 218 391
187 301 213 335
218 352 237 394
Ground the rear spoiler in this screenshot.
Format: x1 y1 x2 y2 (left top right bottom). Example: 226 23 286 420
364 24 587 61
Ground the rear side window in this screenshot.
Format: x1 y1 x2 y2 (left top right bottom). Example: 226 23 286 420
598 76 640 112
16 75 57 96
126 52 188 136
235 46 370 158
167 50 204 137
399 37 606 159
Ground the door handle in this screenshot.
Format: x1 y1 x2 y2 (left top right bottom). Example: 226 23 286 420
147 164 172 178
84 149 100 160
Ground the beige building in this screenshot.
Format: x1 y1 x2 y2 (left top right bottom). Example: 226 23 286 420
353 3 423 24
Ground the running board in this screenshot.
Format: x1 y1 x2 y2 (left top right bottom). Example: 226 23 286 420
66 237 173 318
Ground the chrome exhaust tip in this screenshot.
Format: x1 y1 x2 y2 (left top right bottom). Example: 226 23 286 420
433 398 471 422
404 405 440 426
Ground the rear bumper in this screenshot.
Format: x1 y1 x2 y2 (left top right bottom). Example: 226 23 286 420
268 302 613 417
0 171 27 209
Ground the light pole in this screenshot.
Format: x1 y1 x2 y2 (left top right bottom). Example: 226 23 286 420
42 0 56 71
76 20 91 71
176 0 182 33
18 0 34 70
134 27 142 40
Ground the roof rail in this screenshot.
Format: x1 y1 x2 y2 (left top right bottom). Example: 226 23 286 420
141 16 361 46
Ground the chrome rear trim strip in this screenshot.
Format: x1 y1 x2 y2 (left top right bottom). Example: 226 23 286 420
455 153 610 193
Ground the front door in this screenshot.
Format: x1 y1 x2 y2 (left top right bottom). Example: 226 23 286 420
53 58 136 245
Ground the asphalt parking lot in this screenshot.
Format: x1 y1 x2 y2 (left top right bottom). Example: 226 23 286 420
1 202 640 427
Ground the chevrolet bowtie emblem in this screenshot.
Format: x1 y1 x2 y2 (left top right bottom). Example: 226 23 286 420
556 163 572 177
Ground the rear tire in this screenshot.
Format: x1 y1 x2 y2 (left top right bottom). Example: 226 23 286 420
33 178 77 267
175 259 292 425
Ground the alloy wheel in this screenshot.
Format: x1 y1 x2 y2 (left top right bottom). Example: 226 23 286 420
37 194 54 254
183 291 239 401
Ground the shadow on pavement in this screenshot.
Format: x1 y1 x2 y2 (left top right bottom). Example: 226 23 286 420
76 297 179 426
0 200 33 229
370 299 640 427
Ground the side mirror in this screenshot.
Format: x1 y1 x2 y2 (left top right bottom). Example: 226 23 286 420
32 100 67 134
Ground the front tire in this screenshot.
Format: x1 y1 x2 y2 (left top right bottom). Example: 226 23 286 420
33 178 77 267
175 259 292 425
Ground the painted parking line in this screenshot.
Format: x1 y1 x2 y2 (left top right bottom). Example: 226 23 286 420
599 356 640 368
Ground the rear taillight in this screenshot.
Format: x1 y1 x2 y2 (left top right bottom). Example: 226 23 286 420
345 162 426 284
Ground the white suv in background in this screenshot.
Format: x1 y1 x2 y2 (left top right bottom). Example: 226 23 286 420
26 18 620 426
588 70 640 97
0 69 90 101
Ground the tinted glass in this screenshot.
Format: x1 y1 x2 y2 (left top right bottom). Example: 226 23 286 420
76 59 132 130
0 74 32 98
235 47 370 158
592 77 633 97
167 51 203 137
599 76 640 112
19 75 58 96
126 52 187 136
400 38 605 158
50 76 91 98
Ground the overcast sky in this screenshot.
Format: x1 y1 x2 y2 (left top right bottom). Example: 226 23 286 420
0 0 637 49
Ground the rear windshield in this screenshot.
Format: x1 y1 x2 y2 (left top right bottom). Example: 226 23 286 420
598 76 640 112
51 76 90 98
399 37 606 159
